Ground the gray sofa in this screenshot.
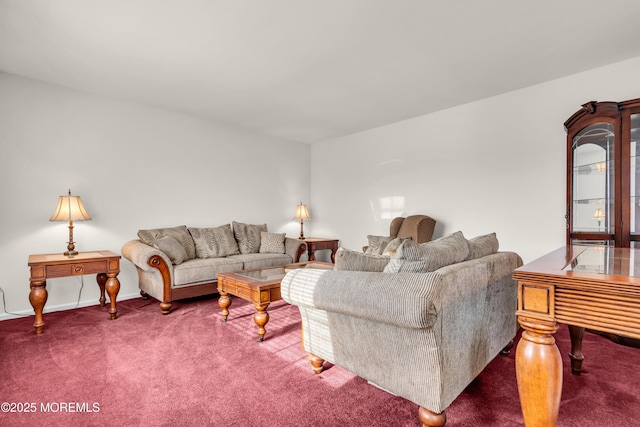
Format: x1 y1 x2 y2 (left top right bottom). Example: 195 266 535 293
281 231 522 426
122 222 306 314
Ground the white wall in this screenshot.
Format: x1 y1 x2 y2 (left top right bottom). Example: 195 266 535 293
0 72 310 317
310 56 640 263
4 55 640 319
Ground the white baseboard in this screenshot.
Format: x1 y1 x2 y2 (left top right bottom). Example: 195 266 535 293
0 292 141 321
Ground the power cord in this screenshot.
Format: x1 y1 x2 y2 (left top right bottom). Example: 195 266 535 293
0 276 85 317
0 286 22 316
76 275 84 307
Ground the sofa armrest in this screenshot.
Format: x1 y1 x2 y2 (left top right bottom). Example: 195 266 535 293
285 237 307 262
121 239 173 273
281 269 441 329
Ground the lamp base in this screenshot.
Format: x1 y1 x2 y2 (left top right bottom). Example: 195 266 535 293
299 220 306 240
64 237 77 257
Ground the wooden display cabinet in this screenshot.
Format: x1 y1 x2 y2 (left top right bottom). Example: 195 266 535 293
565 98 640 247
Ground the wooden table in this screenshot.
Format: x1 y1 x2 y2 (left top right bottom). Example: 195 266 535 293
28 250 121 334
513 245 640 426
303 237 339 263
216 262 333 341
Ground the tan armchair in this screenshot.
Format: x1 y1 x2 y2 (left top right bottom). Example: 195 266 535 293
364 214 436 252
389 214 436 243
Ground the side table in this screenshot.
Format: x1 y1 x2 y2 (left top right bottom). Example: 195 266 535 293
28 250 121 334
303 238 339 263
513 245 640 426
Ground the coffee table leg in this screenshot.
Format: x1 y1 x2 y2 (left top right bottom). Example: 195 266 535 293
254 304 270 342
218 290 231 322
568 324 585 375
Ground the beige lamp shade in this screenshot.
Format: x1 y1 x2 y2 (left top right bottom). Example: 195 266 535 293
50 192 92 222
50 190 92 256
293 203 311 221
593 209 605 221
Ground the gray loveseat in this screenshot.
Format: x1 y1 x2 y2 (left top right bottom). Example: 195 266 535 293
122 222 306 314
281 231 522 426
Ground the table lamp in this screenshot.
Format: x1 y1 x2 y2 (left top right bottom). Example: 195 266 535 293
293 202 311 240
593 208 605 229
50 189 92 256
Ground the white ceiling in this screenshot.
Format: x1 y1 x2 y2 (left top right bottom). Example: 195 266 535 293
2 0 640 144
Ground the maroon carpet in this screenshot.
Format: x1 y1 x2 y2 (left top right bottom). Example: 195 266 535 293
0 296 638 426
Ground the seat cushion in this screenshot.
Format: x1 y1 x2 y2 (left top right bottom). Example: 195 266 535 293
227 253 292 270
173 257 243 287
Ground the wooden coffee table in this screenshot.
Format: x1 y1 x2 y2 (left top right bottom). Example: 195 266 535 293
216 261 332 341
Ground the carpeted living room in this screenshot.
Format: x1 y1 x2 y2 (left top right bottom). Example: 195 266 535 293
2 1 640 426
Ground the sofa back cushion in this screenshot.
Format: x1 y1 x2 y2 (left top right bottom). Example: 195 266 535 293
138 225 197 260
233 221 267 254
465 233 499 260
334 247 390 272
382 237 411 257
259 231 286 254
188 224 240 258
154 235 188 265
365 235 393 255
384 231 470 273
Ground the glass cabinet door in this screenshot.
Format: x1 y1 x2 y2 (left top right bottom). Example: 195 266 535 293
571 123 615 242
630 114 640 244
566 98 640 247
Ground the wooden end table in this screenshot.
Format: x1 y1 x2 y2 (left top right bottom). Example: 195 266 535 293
28 250 121 334
216 261 333 341
303 237 339 263
513 245 640 426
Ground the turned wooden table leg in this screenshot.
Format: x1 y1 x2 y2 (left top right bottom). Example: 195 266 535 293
308 353 325 374
218 291 231 322
568 324 585 375
516 316 562 427
29 280 48 335
97 273 107 307
308 250 316 262
105 272 120 320
254 304 270 342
